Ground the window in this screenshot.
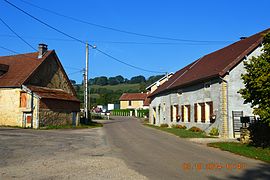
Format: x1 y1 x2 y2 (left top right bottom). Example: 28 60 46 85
128 100 132 106
171 105 179 122
199 103 205 123
181 105 190 122
195 101 214 123
206 101 214 123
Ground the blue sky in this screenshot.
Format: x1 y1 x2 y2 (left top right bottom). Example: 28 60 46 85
0 0 269 83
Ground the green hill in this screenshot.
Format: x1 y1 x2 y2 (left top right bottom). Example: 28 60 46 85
74 83 144 107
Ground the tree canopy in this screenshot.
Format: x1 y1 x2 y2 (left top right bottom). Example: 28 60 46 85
239 32 270 125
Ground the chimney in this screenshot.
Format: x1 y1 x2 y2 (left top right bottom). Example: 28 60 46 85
240 37 247 40
38 43 48 58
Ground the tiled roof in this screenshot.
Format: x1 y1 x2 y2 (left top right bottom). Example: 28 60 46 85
0 51 53 87
28 86 80 102
150 28 270 97
119 93 148 101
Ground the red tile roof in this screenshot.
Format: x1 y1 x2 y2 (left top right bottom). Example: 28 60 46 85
119 93 148 101
0 51 53 87
28 86 80 102
150 28 270 97
143 97 151 106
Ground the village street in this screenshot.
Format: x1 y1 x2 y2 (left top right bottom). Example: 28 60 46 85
0 117 269 180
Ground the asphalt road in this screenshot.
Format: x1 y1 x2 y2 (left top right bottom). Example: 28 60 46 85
0 127 146 180
103 116 270 180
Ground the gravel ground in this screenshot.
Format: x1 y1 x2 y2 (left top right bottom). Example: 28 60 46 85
188 138 239 144
0 127 147 180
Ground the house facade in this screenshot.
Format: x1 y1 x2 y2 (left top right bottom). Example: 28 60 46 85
149 29 269 138
0 44 80 128
119 93 149 109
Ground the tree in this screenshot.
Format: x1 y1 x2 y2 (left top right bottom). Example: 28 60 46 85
108 77 120 85
146 75 164 86
115 75 125 84
239 32 270 125
95 76 108 86
130 75 146 84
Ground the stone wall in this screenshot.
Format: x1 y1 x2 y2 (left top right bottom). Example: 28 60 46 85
240 127 251 144
0 88 22 126
39 109 73 127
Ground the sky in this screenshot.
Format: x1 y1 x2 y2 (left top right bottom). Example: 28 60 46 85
0 0 269 83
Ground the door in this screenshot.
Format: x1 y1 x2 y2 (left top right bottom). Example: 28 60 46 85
72 112 77 126
23 113 32 128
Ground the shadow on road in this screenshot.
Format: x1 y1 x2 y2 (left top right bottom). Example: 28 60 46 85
208 163 270 180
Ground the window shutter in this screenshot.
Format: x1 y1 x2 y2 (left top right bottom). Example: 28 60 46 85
194 103 197 122
201 103 205 123
209 101 214 123
176 105 179 116
170 105 173 122
181 105 184 122
187 105 191 122
20 92 27 108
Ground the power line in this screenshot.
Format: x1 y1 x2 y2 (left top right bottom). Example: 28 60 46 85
95 48 166 74
68 69 84 76
19 0 233 44
0 17 37 51
5 0 166 74
4 0 85 44
0 34 230 45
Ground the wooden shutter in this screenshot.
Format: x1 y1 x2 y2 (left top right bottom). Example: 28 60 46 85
208 101 214 123
20 92 27 108
187 105 191 122
194 103 197 122
170 105 173 122
176 105 179 116
181 105 184 122
201 103 205 123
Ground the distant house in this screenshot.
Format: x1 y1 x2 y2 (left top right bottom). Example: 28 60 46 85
146 73 173 94
149 28 269 138
119 93 149 109
0 44 80 128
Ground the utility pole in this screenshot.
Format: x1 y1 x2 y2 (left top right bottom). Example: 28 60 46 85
84 43 89 120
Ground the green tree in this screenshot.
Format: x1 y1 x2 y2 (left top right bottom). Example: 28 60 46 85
130 75 146 84
95 76 108 86
239 32 270 125
108 77 120 85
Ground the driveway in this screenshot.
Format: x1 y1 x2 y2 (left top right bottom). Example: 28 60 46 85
0 127 146 180
103 116 270 180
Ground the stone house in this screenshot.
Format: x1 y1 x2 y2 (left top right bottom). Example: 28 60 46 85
149 28 269 138
119 93 149 109
0 44 80 128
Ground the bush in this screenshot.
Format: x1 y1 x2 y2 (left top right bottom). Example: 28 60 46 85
171 124 187 129
189 126 203 132
248 122 270 148
160 123 169 128
209 127 219 136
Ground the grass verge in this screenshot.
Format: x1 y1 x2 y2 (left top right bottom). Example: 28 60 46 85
208 142 270 163
144 124 211 138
